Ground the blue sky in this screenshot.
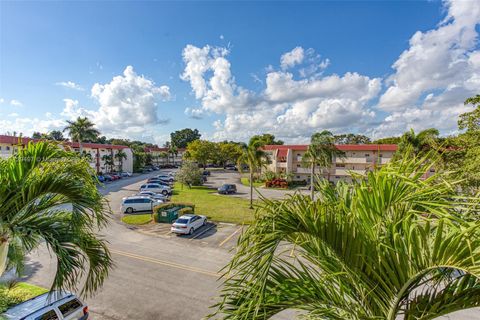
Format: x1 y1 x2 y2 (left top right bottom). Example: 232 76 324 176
1 0 479 145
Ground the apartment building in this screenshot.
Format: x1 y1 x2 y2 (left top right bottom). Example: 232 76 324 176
144 147 186 166
263 144 398 183
0 135 133 174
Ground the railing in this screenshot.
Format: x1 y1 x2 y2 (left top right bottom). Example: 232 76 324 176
276 162 288 168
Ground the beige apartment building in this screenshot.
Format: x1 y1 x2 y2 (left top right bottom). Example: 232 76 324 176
144 147 186 166
263 144 398 183
0 134 133 174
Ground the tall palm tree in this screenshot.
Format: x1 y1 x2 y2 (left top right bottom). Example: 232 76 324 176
213 155 480 319
63 117 100 154
237 138 268 209
102 154 115 173
169 145 178 166
0 141 112 296
114 150 127 172
302 130 344 199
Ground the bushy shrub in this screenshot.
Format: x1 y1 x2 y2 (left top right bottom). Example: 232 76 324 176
265 178 289 189
152 202 195 222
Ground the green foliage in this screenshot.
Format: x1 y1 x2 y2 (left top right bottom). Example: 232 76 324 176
394 128 439 160
152 203 195 222
217 142 243 167
459 94 480 132
334 133 371 144
176 160 204 187
63 116 100 145
170 128 201 149
302 130 345 198
0 141 113 297
249 134 284 146
185 140 216 168
373 136 401 144
0 283 48 313
133 151 146 172
213 156 480 319
121 214 152 225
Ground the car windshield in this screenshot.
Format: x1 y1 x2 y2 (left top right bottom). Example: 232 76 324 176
220 185 230 189
175 219 189 224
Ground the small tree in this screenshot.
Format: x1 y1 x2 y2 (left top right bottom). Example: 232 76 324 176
114 150 127 172
176 160 203 188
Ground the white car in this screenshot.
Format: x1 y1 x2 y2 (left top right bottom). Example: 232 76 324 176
4 291 89 319
139 183 172 195
156 174 174 182
136 191 169 201
171 214 207 235
121 196 163 214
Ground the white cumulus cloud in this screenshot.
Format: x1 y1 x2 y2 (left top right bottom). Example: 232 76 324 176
280 47 305 70
10 100 23 107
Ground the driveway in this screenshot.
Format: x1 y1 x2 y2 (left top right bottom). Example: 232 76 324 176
20 171 479 320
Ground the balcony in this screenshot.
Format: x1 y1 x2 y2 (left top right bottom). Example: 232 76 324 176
276 162 288 168
295 167 310 174
340 157 369 164
334 168 367 176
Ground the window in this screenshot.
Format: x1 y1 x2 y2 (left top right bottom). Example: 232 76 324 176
140 185 146 189
365 154 370 157
35 309 59 320
336 163 345 168
297 154 301 156
379 154 383 157
297 164 301 167
143 198 152 203
58 298 82 317
6 146 10 151
335 176 340 179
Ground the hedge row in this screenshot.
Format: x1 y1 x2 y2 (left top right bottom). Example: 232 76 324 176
152 202 195 223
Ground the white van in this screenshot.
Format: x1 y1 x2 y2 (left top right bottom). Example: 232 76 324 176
3 291 88 319
139 183 171 195
121 196 163 214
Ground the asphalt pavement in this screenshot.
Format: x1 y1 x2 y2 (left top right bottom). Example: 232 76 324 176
19 170 480 320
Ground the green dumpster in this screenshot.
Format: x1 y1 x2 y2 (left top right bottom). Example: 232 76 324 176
157 207 180 223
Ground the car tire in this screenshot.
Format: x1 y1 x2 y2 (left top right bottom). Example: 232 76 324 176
126 207 133 214
189 227 194 235
162 190 168 196
202 219 206 226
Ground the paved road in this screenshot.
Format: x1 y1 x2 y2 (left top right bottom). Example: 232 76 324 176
21 171 480 320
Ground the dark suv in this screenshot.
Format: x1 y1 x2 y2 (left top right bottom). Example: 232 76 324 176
218 184 237 194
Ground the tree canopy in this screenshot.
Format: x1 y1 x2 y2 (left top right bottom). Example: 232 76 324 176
250 134 284 146
170 128 201 148
334 133 371 144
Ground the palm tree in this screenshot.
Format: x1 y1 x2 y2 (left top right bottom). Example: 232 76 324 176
114 150 127 172
63 117 100 154
102 154 114 173
160 151 168 166
396 128 439 158
0 141 112 296
237 138 268 209
169 145 178 166
302 130 344 199
213 155 480 319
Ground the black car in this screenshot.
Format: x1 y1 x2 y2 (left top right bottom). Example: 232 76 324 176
218 184 237 194
203 170 211 176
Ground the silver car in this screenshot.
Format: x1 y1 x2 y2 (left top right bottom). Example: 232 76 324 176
3 291 89 319
136 191 169 201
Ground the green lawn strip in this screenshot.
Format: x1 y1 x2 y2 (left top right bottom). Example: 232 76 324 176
240 177 264 188
0 282 48 313
172 183 255 224
121 214 153 225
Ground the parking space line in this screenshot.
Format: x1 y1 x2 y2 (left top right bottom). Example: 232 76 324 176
218 227 242 247
189 224 216 241
110 249 219 277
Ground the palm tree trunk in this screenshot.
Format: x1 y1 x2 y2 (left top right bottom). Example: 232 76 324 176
249 170 254 209
0 238 9 276
78 138 83 155
310 163 315 200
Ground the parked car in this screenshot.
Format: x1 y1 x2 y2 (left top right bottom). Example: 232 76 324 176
136 191 169 201
103 174 113 182
218 184 237 194
202 170 211 176
120 172 132 177
97 175 105 183
3 291 89 320
224 164 237 171
111 173 121 180
171 214 207 235
121 196 163 214
139 183 172 195
147 178 171 185
156 174 174 182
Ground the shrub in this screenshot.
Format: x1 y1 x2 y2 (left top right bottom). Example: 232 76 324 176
153 202 195 222
265 178 289 189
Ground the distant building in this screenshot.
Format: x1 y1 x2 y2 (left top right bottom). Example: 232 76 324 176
262 144 398 183
0 134 133 174
144 147 186 166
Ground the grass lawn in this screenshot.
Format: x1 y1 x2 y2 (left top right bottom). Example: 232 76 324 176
240 177 264 188
172 183 256 224
0 282 48 312
121 214 153 225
